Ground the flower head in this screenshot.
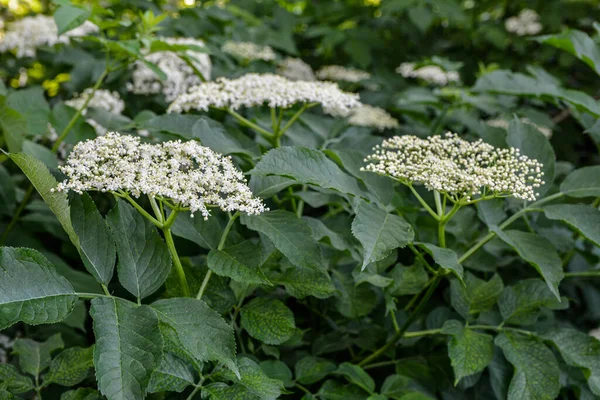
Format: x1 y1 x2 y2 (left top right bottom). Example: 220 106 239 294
505 9 542 36
363 133 544 202
221 41 276 62
347 104 399 131
167 73 360 116
396 63 459 86
55 132 266 219
316 65 371 83
277 57 316 81
66 89 125 136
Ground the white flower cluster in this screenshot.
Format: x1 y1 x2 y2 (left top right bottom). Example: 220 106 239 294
127 37 212 102
486 118 552 139
363 133 544 202
168 73 360 116
590 327 600 341
347 105 399 131
396 63 460 86
316 65 371 83
55 133 266 219
0 15 98 58
0 333 14 364
505 9 542 36
66 89 125 136
221 41 276 61
277 57 315 81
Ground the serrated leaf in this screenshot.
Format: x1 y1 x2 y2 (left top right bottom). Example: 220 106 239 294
240 298 295 345
495 332 560 400
54 4 91 35
13 333 63 378
250 147 365 198
336 363 375 393
44 346 94 387
0 364 34 394
106 200 171 300
333 271 377 319
90 297 163 400
295 356 336 385
201 382 257 400
241 210 324 273
219 357 283 400
171 211 222 250
544 204 600 247
387 264 429 296
537 30 600 76
560 166 600 198
207 241 271 285
147 353 195 393
60 388 102 400
352 202 414 269
498 279 567 325
450 273 503 319
271 268 336 299
0 247 76 330
417 243 463 281
70 193 116 286
442 321 494 384
151 298 238 377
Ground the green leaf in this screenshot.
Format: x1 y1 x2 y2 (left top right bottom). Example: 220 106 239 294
544 204 600 247
106 200 171 300
250 147 365 198
241 210 324 273
208 241 271 285
492 229 563 300
151 298 238 377
387 265 429 296
408 5 434 33
7 87 50 136
260 360 293 387
240 298 296 345
545 327 600 395
0 247 77 330
333 272 377 319
60 388 102 400
271 268 336 299
192 117 260 158
498 279 568 325
0 98 26 153
318 379 369 400
442 321 494 384
9 153 78 245
495 332 560 400
147 353 195 394
416 243 463 281
560 166 600 198
0 365 34 394
450 273 503 319
0 165 16 216
70 193 116 286
507 119 555 196
171 211 222 250
54 4 91 35
90 297 163 400
22 140 58 169
44 346 94 387
380 374 427 400
218 357 283 400
336 363 375 393
295 356 336 385
201 382 255 400
351 202 414 269
537 30 600 76
13 334 63 378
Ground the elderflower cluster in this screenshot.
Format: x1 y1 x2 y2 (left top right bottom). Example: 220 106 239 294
277 57 316 81
347 105 399 131
316 65 371 83
65 89 125 136
127 37 212 102
168 73 360 116
221 41 276 61
54 132 266 219
363 133 544 202
486 118 552 139
590 327 600 341
0 15 98 58
396 63 460 86
505 9 542 36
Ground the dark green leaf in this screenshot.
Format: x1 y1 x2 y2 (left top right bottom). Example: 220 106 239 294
0 97 26 153
60 388 102 400
271 268 336 299
240 298 295 345
387 265 429 296
335 363 375 393
295 356 336 385
13 334 63 377
147 353 195 394
260 360 293 387
544 204 600 246
537 30 600 76
7 87 50 136
318 379 368 400
417 243 463 281
498 279 567 325
450 273 503 319
208 241 271 285
0 165 16 216
560 166 600 197
192 117 260 158
442 321 494 384
218 357 283 400
44 346 94 387
171 211 222 250
0 364 34 394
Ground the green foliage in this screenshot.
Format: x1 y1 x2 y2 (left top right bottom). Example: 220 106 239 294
443 321 494 384
240 298 296 345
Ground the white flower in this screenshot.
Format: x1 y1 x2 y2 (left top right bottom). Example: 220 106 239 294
0 15 98 58
221 41 276 62
66 89 125 136
590 327 600 341
127 37 212 102
55 132 267 219
168 73 360 116
277 57 315 81
486 118 552 139
347 104 399 131
505 9 542 36
363 132 544 202
316 65 371 83
396 63 460 86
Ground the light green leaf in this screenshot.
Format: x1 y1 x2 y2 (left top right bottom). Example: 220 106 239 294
544 204 600 247
208 241 271 285
498 279 568 326
90 297 163 400
0 364 34 394
13 334 63 378
219 357 283 400
147 353 195 394
495 332 560 400
60 388 102 400
537 30 600 76
106 200 171 300
560 166 600 197
241 210 324 273
352 202 414 269
295 356 336 385
241 298 295 345
54 4 91 35
450 273 503 319
336 363 375 393
271 268 336 299
44 346 94 387
417 243 463 281
151 298 238 377
442 321 494 384
171 211 222 250
0 247 76 330
408 5 434 33
250 147 365 198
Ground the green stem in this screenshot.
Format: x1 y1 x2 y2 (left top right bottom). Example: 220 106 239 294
122 194 163 228
227 109 274 139
295 383 311 395
438 222 447 248
408 243 436 274
186 385 202 400
296 184 308 217
564 271 600 278
148 195 164 223
76 292 114 300
408 185 440 221
275 104 312 147
163 226 191 297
